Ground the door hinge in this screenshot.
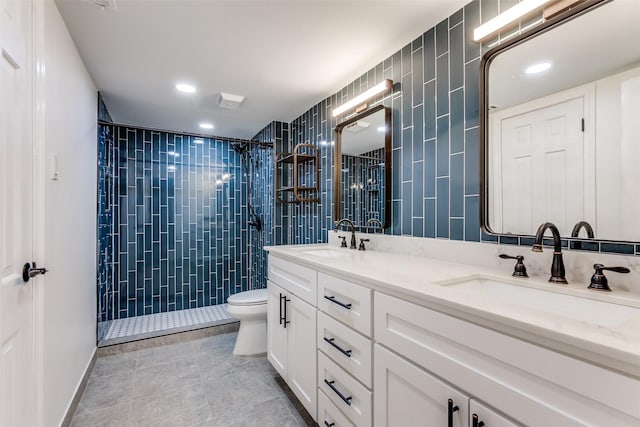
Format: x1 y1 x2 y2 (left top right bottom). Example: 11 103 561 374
581 118 585 132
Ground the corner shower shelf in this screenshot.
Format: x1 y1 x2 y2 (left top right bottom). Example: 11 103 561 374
275 143 320 204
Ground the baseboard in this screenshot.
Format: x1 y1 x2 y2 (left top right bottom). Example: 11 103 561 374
60 347 97 427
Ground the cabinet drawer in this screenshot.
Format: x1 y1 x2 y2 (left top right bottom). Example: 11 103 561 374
268 256 317 305
318 351 372 427
318 312 372 388
318 390 355 427
318 273 372 337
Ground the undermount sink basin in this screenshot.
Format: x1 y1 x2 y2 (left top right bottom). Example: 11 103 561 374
300 248 351 258
438 276 640 328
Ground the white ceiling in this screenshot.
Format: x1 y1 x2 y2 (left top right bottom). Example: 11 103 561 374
55 0 468 139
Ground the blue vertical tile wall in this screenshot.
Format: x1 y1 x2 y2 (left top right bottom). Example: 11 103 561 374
98 123 252 320
254 0 608 253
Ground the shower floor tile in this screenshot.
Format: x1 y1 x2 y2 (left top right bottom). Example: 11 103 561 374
99 304 236 347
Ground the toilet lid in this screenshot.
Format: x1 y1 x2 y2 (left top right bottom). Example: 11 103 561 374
227 289 267 306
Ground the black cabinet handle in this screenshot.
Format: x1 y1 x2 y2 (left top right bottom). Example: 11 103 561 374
472 414 485 427
283 296 291 328
279 293 284 325
323 337 352 358
324 379 352 406
324 295 352 310
324 422 335 427
447 399 459 427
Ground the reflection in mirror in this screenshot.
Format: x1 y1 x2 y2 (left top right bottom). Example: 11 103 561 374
334 105 391 229
481 0 640 242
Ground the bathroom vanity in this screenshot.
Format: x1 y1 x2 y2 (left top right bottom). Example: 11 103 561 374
265 236 640 427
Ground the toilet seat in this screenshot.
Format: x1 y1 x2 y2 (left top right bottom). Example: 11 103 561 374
227 289 267 306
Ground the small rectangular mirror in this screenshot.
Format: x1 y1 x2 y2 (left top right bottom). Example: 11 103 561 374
334 105 391 229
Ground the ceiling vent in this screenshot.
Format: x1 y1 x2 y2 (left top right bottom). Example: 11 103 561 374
345 120 370 133
218 92 245 110
88 0 117 12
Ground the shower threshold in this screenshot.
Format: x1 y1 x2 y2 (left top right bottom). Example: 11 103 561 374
98 304 236 347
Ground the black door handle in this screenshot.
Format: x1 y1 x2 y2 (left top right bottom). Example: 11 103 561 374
22 262 48 283
324 422 335 427
472 414 485 427
279 293 284 325
448 399 459 427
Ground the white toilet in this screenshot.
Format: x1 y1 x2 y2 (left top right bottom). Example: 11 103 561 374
226 288 268 356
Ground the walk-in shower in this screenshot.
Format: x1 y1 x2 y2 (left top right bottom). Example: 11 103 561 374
97 122 273 345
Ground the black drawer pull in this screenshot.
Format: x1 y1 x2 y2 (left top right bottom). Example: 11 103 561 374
324 295 352 310
324 422 335 427
472 414 485 427
447 399 459 427
323 337 352 358
324 379 352 406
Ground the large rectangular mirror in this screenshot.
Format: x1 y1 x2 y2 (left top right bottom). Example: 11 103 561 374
481 0 640 242
334 105 391 229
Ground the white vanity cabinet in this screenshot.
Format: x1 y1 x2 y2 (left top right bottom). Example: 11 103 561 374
374 291 640 427
317 272 373 427
267 257 317 421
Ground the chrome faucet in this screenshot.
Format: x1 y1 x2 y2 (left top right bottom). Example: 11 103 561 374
571 221 594 238
532 222 567 284
335 218 357 249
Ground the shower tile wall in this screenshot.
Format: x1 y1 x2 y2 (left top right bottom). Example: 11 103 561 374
99 124 250 321
97 124 114 322
250 121 289 289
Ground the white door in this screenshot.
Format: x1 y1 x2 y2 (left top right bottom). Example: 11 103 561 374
492 93 593 235
287 294 317 421
267 281 287 378
374 344 469 427
0 0 36 425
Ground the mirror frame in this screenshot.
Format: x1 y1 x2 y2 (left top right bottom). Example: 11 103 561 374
333 104 392 229
478 0 620 241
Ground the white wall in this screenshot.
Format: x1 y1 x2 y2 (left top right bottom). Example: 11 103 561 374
43 2 97 425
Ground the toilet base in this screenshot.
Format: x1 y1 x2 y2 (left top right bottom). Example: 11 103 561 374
233 319 267 356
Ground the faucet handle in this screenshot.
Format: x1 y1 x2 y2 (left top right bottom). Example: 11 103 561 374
499 254 528 277
589 264 630 291
358 238 370 251
338 236 347 248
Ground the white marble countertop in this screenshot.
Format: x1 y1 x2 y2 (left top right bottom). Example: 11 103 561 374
265 242 640 379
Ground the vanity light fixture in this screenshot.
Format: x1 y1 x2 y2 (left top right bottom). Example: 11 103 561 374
176 83 196 93
525 61 552 74
332 79 393 117
473 0 554 42
199 123 214 130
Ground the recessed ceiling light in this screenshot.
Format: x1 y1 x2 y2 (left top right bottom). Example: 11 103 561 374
525 62 551 75
193 138 204 144
199 123 214 130
176 83 196 93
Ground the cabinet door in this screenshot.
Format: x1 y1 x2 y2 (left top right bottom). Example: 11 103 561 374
469 399 519 427
288 294 317 421
374 344 469 427
267 281 287 378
